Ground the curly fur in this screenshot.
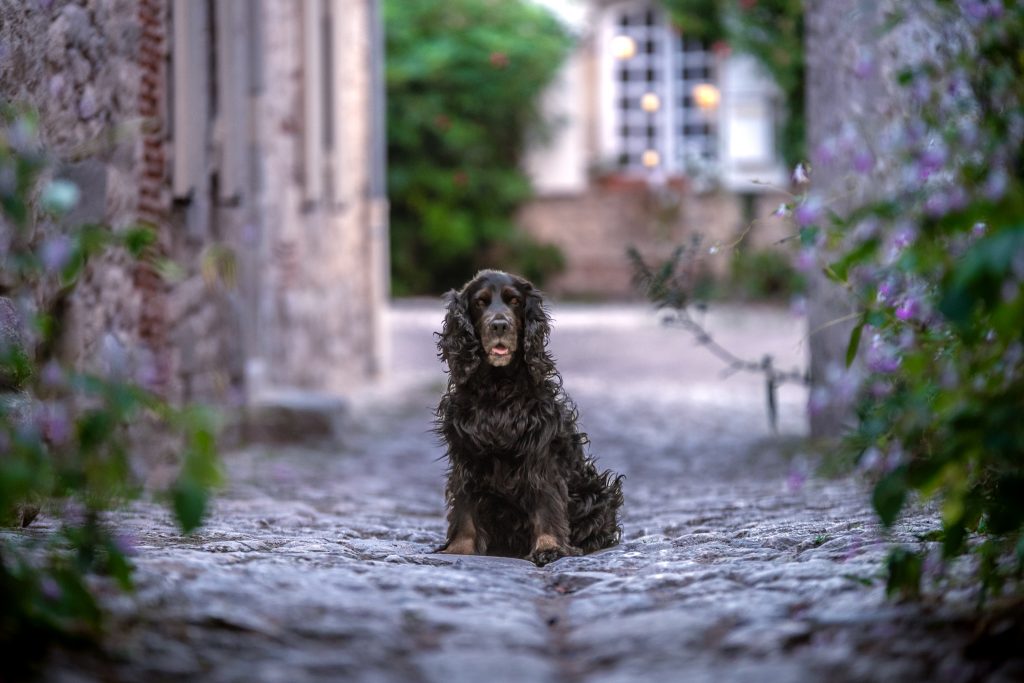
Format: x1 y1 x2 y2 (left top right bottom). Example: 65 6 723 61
435 270 624 566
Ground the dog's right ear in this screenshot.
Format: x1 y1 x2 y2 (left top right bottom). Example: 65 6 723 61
436 287 480 385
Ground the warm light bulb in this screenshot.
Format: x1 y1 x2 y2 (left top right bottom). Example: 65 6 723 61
692 83 721 111
641 150 660 168
611 35 637 60
640 92 660 112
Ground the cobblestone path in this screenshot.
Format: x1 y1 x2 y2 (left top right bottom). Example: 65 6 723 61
43 304 1020 682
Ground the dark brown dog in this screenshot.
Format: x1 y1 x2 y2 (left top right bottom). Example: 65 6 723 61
435 270 623 566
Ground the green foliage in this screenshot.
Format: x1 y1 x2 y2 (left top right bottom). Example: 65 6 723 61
0 104 221 664
659 0 805 167
793 3 1024 600
385 0 572 294
726 247 805 301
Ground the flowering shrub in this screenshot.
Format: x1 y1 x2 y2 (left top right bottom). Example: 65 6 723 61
787 1 1024 599
385 0 571 295
0 105 220 664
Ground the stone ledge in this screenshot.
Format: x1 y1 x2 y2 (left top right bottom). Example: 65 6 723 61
242 389 350 448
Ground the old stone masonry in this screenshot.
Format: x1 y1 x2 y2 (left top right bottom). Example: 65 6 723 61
42 304 1021 682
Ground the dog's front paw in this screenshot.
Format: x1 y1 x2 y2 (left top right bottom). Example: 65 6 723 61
528 545 582 567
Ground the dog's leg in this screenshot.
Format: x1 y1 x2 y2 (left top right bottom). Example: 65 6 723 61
526 489 582 567
439 497 482 555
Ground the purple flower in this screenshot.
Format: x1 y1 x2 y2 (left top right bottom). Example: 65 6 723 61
40 360 65 388
947 186 968 212
924 193 949 218
40 235 73 273
38 402 71 445
984 168 1008 201
773 202 791 218
813 140 836 168
786 468 807 493
917 146 947 181
40 577 61 601
869 380 893 398
895 297 921 322
877 278 898 303
958 119 979 146
853 150 875 175
808 387 830 416
794 248 817 272
795 195 824 227
1002 280 1020 303
866 335 901 374
890 224 917 251
853 53 875 80
971 222 987 238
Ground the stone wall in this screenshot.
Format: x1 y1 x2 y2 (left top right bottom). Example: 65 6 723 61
803 1 933 437
1 0 387 419
518 180 790 298
251 0 386 395
1 0 148 378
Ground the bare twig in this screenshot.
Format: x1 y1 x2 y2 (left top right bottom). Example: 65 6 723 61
629 246 809 433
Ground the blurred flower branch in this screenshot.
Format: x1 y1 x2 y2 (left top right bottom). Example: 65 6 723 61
1 103 221 666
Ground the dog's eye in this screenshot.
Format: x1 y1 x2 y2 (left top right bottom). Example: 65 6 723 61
508 297 520 307
475 298 488 308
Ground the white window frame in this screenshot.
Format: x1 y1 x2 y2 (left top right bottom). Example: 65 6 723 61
598 0 718 176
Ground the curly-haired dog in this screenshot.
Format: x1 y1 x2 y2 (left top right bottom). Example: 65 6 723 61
435 269 624 566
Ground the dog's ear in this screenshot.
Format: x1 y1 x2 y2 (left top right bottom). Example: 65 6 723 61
436 286 480 385
517 277 556 384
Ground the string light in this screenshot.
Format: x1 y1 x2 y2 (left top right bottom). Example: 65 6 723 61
692 83 721 111
640 92 660 112
641 150 660 167
611 35 637 60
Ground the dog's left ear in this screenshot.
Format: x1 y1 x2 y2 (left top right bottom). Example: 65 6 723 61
436 286 480 385
516 277 555 384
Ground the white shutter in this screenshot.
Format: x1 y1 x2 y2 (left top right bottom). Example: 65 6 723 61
172 0 208 200
216 0 249 202
302 0 325 203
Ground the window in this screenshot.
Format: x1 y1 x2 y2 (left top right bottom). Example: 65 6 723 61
604 2 718 175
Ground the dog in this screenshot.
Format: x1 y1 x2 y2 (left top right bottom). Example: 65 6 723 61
434 269 624 566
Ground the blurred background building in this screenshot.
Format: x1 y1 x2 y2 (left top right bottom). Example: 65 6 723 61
522 0 790 297
0 0 388 413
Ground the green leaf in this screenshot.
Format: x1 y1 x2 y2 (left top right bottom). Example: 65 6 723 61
172 480 208 534
873 469 908 527
885 547 923 599
122 225 157 257
846 320 865 368
829 238 880 283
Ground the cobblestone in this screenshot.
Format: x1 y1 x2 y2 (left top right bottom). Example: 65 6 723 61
40 303 1019 682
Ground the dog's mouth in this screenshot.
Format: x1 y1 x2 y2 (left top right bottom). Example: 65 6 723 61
484 339 516 366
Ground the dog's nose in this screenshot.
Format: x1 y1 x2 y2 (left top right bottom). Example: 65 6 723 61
490 319 509 335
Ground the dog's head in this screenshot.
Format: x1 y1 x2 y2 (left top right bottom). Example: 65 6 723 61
437 270 553 385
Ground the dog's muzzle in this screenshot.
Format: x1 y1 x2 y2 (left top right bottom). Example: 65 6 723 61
481 315 517 366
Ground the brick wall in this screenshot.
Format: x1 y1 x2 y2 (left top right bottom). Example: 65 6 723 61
518 180 791 298
135 0 171 392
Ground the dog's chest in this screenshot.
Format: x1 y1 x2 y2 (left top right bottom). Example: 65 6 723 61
452 395 557 454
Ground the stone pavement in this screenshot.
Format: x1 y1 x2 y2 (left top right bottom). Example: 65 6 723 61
42 303 1022 682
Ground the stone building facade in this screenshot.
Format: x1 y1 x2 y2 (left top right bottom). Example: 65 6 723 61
522 0 792 298
0 1 387 414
